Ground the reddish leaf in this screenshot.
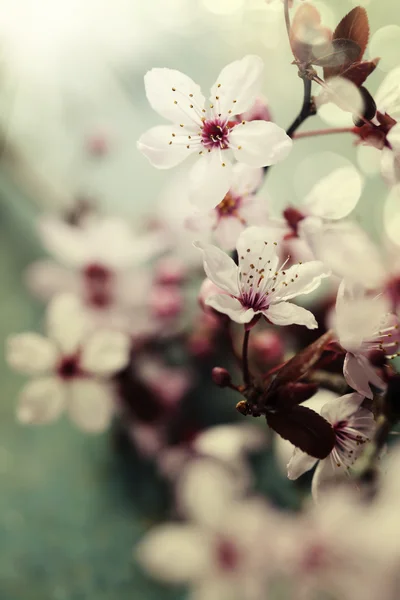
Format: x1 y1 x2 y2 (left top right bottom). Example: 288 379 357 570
277 382 318 408
333 6 369 59
267 330 334 393
324 7 370 80
266 405 335 459
340 58 379 87
311 38 361 68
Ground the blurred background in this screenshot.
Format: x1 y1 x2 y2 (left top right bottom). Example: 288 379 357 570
0 0 399 597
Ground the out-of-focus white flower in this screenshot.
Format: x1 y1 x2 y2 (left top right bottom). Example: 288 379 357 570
27 215 164 335
137 55 292 209
6 294 130 432
333 281 399 398
186 163 266 250
287 393 375 502
195 226 330 328
159 423 267 482
137 459 276 600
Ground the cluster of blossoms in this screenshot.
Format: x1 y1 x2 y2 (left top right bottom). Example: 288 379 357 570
5 1 400 599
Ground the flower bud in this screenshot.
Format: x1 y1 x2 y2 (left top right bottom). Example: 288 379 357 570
155 258 186 285
250 330 285 366
212 367 232 388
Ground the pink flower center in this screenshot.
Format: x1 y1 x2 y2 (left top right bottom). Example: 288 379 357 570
201 118 230 150
240 289 270 312
57 355 81 380
216 539 240 572
216 192 245 222
83 263 114 308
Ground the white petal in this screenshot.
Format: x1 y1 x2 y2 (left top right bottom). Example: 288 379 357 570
206 294 254 324
17 377 65 424
194 241 239 295
194 424 267 462
230 163 263 196
144 68 205 126
80 331 131 376
7 333 58 375
46 294 87 354
25 260 80 301
38 217 89 268
189 153 232 209
287 447 318 480
177 459 245 527
213 216 246 251
230 121 292 167
375 67 400 119
311 458 338 503
343 353 385 400
67 379 114 433
299 218 385 289
264 302 318 329
303 166 363 220
137 125 196 169
210 55 264 116
136 524 208 583
273 260 330 302
381 147 400 186
320 392 365 424
236 226 279 274
387 123 400 153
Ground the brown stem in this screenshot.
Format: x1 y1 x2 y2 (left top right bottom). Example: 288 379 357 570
293 127 356 139
242 329 251 386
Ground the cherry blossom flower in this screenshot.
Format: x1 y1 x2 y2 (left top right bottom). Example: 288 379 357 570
6 294 131 432
195 226 330 328
137 55 292 209
137 459 276 600
355 67 400 185
333 281 399 398
26 215 165 335
287 392 376 502
186 163 267 250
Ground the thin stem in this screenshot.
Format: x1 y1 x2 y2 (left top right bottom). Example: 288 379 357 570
283 0 291 38
286 77 316 139
242 329 251 386
293 127 356 140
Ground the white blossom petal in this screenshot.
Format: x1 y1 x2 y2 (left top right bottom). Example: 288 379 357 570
287 448 318 480
194 241 239 295
236 226 279 274
387 123 400 153
264 302 318 329
177 459 245 527
320 392 365 424
381 147 400 186
67 379 114 433
46 294 87 354
343 353 386 400
311 458 338 503
144 67 205 126
303 166 363 220
213 216 246 251
210 55 264 116
7 333 58 375
189 153 232 209
230 121 292 167
17 377 65 424
375 67 400 119
38 217 90 268
206 294 254 323
80 331 131 376
230 163 263 197
138 125 197 169
136 524 209 583
25 260 80 301
194 424 267 463
273 261 330 302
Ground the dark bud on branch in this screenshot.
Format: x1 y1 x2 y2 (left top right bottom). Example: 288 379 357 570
212 367 232 388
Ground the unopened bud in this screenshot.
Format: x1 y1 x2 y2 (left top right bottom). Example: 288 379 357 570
250 330 284 366
212 367 232 388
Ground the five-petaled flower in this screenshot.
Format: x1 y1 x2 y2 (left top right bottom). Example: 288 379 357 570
195 227 330 329
186 163 266 250
6 294 131 432
287 392 376 502
333 281 399 399
137 55 292 209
